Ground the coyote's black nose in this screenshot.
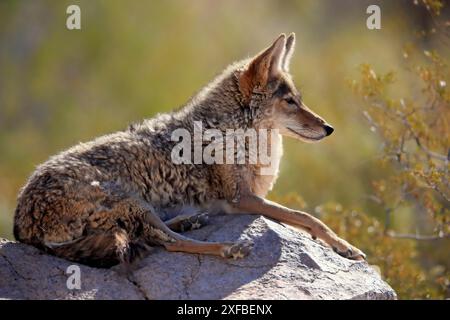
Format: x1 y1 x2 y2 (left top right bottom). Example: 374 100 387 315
324 125 334 136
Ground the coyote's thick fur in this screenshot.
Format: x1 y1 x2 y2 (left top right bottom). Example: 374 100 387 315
14 34 365 268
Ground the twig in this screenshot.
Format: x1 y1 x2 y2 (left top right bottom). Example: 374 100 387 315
386 231 450 241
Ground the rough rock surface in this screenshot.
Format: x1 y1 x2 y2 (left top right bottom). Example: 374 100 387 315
0 215 396 300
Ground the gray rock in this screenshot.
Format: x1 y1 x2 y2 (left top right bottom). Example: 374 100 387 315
0 215 396 300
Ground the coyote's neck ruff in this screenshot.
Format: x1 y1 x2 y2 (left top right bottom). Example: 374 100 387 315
129 61 284 200
14 33 365 268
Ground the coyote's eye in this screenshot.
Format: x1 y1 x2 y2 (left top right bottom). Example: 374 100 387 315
284 97 296 105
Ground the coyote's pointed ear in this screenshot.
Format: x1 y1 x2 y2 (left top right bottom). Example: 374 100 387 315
239 34 287 100
282 33 295 72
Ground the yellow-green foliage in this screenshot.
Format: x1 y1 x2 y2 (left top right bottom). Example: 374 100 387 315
0 0 448 298
345 53 449 297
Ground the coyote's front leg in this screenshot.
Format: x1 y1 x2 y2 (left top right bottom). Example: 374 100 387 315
229 195 366 261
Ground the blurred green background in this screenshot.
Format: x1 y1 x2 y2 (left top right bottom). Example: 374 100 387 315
0 0 448 298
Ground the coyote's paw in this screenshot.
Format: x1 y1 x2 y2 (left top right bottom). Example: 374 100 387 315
332 240 366 261
180 213 209 232
221 240 254 260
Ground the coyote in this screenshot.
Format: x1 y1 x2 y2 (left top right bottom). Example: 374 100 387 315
14 33 365 268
